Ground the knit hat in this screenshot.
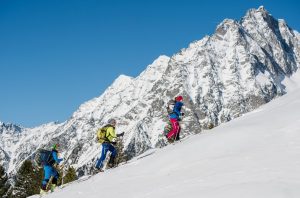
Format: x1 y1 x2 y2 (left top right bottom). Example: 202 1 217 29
107 118 117 126
175 95 183 101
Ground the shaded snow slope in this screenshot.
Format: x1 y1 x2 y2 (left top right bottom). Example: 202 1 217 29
35 83 300 198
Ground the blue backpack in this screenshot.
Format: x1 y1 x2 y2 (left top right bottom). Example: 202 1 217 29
34 149 54 167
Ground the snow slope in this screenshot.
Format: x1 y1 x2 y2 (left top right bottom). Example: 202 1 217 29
2 6 300 178
34 75 300 198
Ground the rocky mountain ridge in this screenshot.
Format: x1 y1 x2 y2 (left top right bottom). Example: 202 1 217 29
1 6 299 176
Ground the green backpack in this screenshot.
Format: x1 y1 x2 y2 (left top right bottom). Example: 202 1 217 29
96 126 109 144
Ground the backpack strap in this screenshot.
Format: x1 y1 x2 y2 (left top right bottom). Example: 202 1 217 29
48 150 57 165
97 125 115 143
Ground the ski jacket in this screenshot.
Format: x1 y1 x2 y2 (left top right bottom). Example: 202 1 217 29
169 101 184 120
97 125 117 144
51 149 63 165
105 126 117 143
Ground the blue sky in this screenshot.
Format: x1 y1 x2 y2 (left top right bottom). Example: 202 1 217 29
0 0 299 127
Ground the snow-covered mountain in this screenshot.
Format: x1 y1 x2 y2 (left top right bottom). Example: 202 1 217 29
0 122 24 169
0 122 62 172
31 66 300 198
1 6 300 176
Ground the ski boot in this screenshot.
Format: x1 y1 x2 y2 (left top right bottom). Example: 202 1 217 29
93 166 104 173
108 157 116 168
50 184 56 192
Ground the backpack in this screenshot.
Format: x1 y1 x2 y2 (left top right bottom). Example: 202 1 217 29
96 126 110 144
166 99 176 114
34 149 54 167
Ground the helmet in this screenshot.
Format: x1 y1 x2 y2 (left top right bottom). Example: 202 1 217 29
52 143 59 150
107 118 117 126
175 95 183 101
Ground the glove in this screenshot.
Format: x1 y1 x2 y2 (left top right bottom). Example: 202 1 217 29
117 132 125 137
111 141 117 145
53 163 62 170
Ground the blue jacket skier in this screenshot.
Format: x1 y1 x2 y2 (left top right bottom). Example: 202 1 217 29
41 144 63 193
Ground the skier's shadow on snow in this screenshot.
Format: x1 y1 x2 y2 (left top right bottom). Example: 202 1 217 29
137 151 155 160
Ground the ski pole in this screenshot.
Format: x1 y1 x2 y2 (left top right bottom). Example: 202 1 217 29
61 165 65 186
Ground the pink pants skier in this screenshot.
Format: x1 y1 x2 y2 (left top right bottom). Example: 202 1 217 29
166 118 180 140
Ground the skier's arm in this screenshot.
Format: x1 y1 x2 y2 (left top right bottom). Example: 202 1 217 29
52 151 63 164
106 127 117 143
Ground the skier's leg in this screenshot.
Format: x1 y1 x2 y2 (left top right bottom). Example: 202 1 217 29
167 119 179 139
45 176 54 192
175 123 181 141
109 144 117 158
108 145 117 167
95 143 109 169
50 167 59 192
41 165 52 190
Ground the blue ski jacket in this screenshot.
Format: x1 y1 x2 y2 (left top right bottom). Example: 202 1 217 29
169 101 184 120
51 149 63 165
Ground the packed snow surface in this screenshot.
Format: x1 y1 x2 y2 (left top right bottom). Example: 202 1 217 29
34 80 300 198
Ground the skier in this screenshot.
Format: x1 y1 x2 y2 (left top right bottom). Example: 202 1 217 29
166 95 184 142
95 118 124 172
40 143 63 194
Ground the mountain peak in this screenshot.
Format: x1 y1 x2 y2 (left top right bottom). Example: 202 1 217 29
111 74 133 88
257 5 267 13
248 5 269 15
135 55 170 91
101 74 134 96
240 6 280 36
156 55 170 62
0 122 23 134
243 6 273 22
215 19 239 36
115 74 133 82
145 55 170 71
